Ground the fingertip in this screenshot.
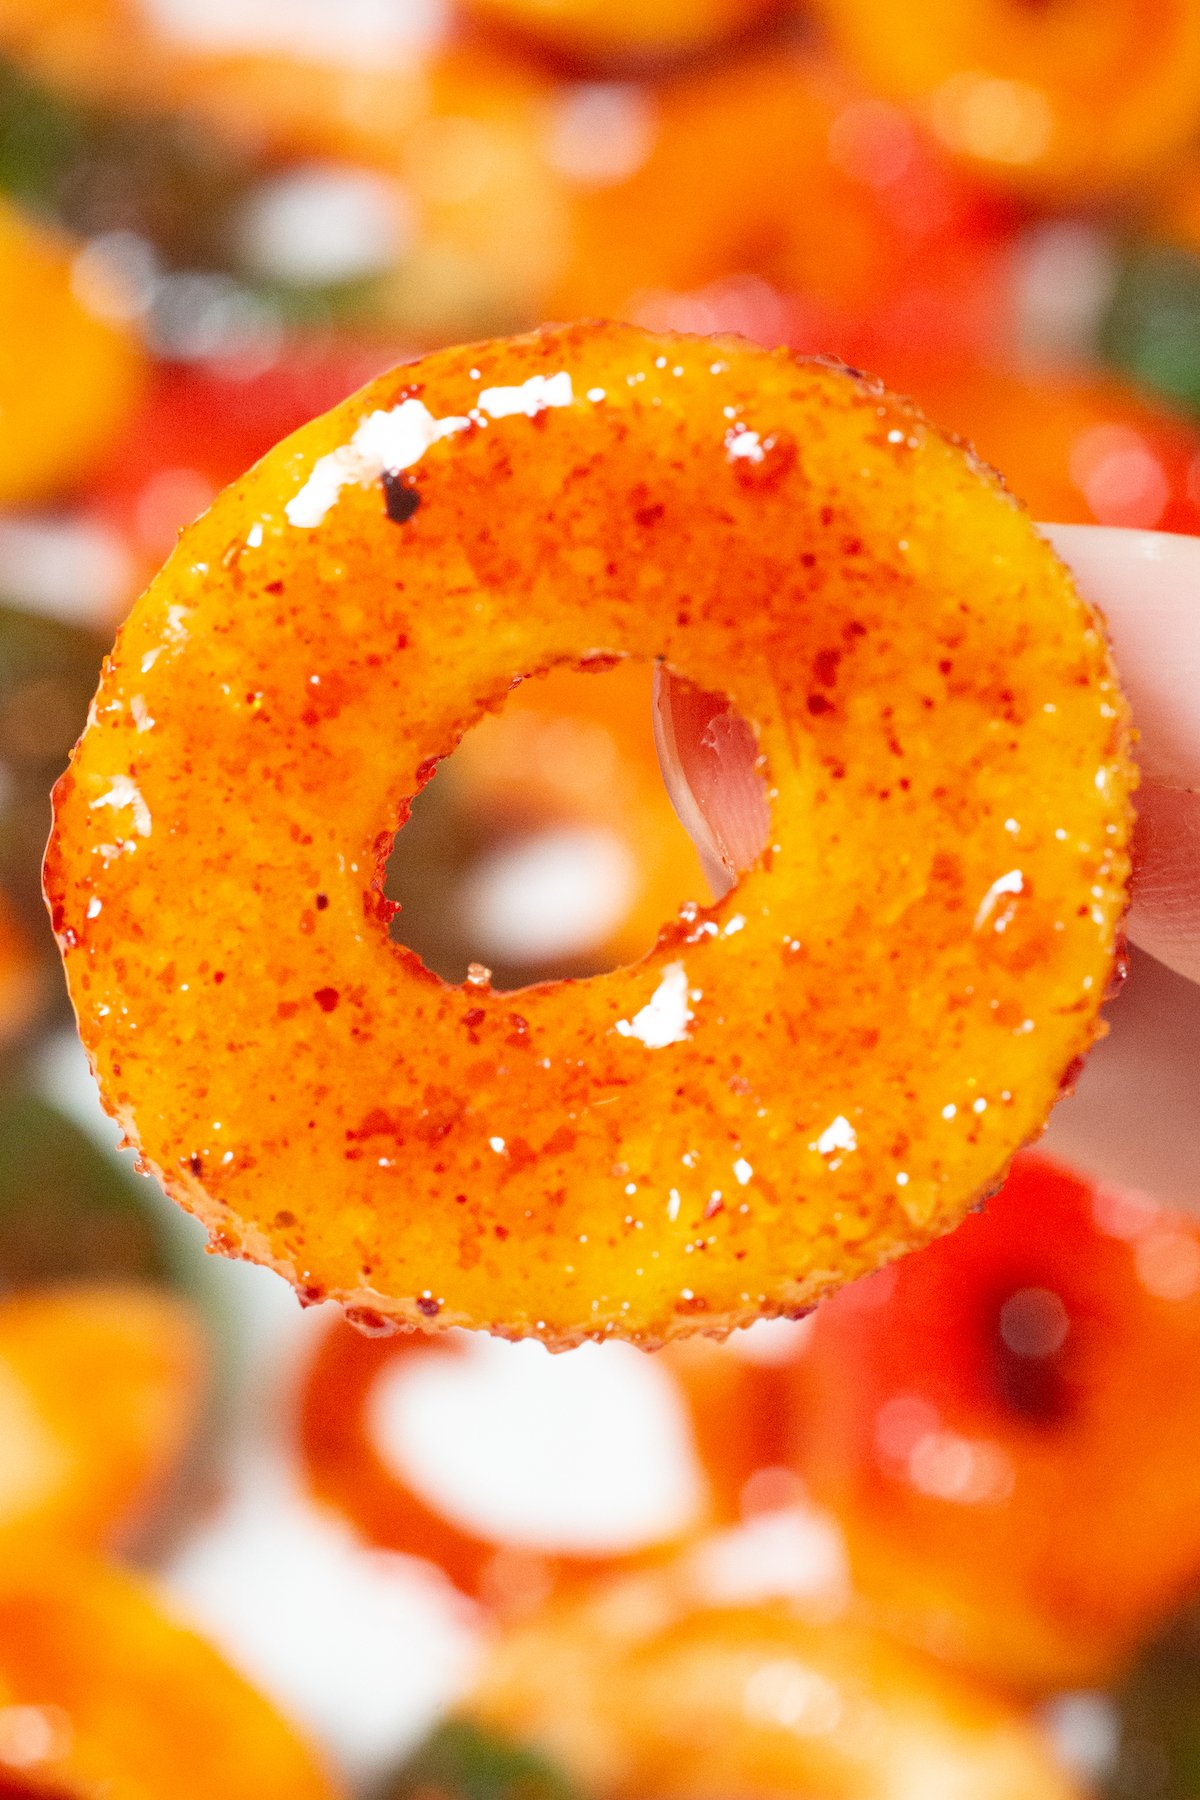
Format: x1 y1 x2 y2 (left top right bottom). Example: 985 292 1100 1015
1127 781 1200 988
1040 524 1200 790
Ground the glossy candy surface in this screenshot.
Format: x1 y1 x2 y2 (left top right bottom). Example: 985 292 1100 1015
45 321 1133 1345
801 1153 1200 1690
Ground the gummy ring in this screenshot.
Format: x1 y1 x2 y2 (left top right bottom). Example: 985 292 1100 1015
0 1554 338 1800
0 1282 204 1555
0 199 142 507
390 658 707 986
811 0 1200 200
799 1152 1200 1691
464 1570 1082 1799
0 27 566 343
298 1316 795 1599
462 0 781 69
45 320 1133 1346
548 50 1008 343
0 898 41 1045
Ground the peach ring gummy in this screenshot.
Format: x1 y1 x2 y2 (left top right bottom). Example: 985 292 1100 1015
0 198 143 508
462 0 780 68
45 321 1134 1346
0 1554 338 1800
799 1153 1200 1692
298 1315 793 1599
465 1571 1084 1800
812 0 1200 201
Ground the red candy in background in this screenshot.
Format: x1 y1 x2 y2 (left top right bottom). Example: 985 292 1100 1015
84 346 409 583
801 1153 1200 1694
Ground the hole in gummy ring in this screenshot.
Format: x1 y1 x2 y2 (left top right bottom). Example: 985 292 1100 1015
366 1333 705 1555
999 1286 1070 1360
990 1282 1074 1425
384 657 769 992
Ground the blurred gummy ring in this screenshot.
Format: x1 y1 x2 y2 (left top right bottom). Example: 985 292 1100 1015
298 1314 800 1596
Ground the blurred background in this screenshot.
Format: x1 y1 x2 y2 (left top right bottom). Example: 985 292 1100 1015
1 1 1200 1796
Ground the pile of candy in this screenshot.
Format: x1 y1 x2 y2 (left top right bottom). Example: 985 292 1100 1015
0 1 1199 1795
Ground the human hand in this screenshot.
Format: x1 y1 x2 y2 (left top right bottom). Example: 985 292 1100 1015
653 524 1200 987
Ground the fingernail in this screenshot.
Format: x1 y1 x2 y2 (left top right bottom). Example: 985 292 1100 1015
652 666 771 900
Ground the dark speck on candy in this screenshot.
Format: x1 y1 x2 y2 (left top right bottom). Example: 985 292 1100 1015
382 471 422 524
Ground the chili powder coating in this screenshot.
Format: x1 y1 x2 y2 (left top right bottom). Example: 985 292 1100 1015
43 321 1134 1347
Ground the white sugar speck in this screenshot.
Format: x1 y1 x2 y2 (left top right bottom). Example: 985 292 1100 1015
813 1115 857 1157
285 399 471 528
90 775 152 837
615 962 693 1049
285 375 575 528
477 371 574 420
974 868 1024 931
726 429 763 463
